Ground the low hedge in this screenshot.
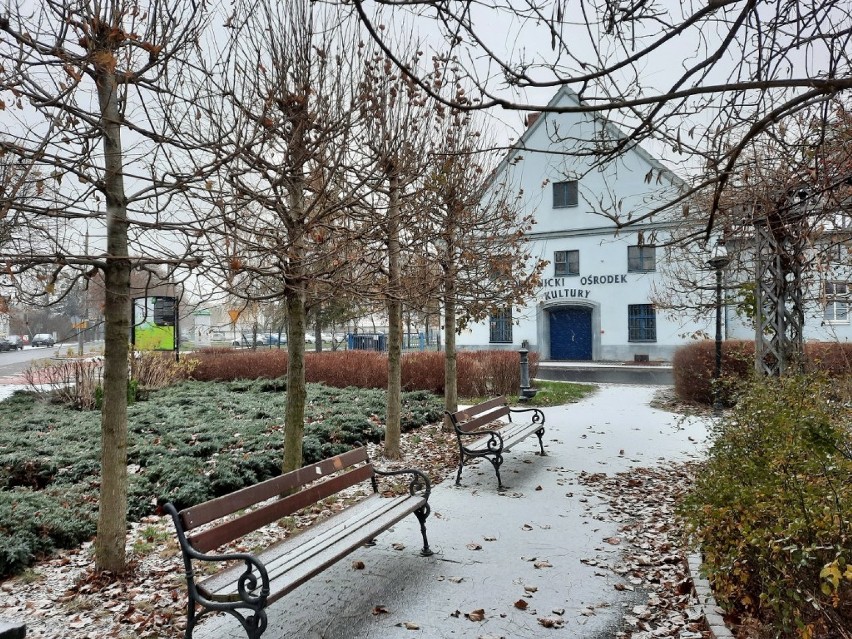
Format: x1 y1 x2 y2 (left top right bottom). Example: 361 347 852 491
673 340 852 405
189 348 538 397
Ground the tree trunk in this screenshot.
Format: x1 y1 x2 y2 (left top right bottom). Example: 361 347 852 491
283 286 307 473
385 174 402 459
443 278 458 432
94 68 131 574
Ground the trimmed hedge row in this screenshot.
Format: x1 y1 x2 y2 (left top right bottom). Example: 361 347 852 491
189 348 538 397
673 339 852 404
680 374 852 635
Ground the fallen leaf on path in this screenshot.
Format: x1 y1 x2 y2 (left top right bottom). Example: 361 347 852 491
538 616 564 628
465 608 486 622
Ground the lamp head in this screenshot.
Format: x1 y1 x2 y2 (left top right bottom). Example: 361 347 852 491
707 242 731 270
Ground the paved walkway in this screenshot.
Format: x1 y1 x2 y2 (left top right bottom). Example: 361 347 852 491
194 384 710 639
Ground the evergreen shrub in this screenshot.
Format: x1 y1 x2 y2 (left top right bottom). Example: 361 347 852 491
0 485 97 576
0 380 443 577
681 374 852 636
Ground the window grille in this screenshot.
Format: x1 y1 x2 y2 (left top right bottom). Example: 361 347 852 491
489 308 513 343
628 304 657 342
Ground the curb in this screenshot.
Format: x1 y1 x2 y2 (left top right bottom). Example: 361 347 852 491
686 553 735 639
0 620 26 639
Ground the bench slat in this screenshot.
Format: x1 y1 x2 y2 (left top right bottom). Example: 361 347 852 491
451 395 507 424
469 420 542 453
258 494 412 580
456 406 511 433
189 465 375 553
197 493 425 604
181 447 369 531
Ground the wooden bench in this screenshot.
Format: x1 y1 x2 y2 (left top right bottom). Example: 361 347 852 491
446 396 546 489
164 447 433 639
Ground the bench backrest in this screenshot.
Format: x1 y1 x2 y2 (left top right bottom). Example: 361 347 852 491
450 396 511 433
178 447 374 553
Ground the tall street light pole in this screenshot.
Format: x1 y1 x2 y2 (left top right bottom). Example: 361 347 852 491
707 243 731 414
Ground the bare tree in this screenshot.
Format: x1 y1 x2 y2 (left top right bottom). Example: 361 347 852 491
352 0 852 231
653 100 852 371
198 0 372 473
0 0 213 573
357 47 433 458
421 100 545 419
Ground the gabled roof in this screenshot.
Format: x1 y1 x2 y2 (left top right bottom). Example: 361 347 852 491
496 85 686 190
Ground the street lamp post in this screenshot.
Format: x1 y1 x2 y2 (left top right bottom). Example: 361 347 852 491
707 243 731 414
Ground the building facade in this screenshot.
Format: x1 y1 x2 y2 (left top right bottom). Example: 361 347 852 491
457 88 852 362
457 87 698 361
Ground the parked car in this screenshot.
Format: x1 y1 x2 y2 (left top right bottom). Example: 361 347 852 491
0 338 10 352
31 333 55 347
5 335 24 350
231 333 267 347
264 333 286 345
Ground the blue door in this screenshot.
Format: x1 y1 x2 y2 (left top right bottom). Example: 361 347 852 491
550 307 592 360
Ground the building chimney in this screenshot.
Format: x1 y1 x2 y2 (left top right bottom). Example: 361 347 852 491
525 112 541 128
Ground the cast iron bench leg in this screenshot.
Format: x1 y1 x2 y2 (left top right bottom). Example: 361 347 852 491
455 454 466 486
414 505 434 556
489 453 504 489
535 427 546 455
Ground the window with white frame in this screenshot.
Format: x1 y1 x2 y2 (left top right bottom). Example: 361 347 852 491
627 245 656 272
554 250 580 276
489 308 513 343
553 180 578 208
824 281 849 323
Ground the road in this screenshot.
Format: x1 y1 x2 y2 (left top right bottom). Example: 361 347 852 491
0 342 83 379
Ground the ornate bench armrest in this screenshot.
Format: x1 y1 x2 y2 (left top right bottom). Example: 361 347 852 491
509 406 546 425
164 502 270 607
373 466 432 500
457 427 506 453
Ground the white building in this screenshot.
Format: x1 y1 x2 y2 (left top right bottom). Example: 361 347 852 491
457 88 852 362
456 87 696 361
